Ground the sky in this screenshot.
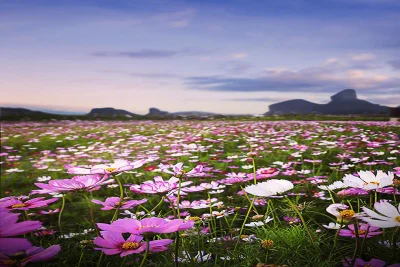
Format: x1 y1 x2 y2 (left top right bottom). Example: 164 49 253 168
1 0 400 114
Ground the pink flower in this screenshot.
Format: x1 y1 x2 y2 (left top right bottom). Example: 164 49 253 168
39 209 60 215
97 217 194 235
0 210 42 237
0 244 61 266
339 223 382 238
337 188 369 197
0 238 32 255
130 176 192 194
93 232 173 256
343 258 386 267
159 163 204 178
92 197 147 210
67 159 146 175
253 168 280 180
33 174 112 194
0 197 58 211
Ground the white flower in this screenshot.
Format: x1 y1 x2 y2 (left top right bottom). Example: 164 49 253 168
178 251 212 263
359 200 400 228
241 165 254 169
322 222 344 230
317 181 348 191
245 216 273 227
36 176 51 182
244 179 294 197
343 171 394 190
326 203 356 222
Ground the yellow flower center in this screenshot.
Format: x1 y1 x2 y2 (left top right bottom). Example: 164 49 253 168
105 167 117 173
188 216 201 221
121 242 140 250
395 216 400 223
366 181 380 185
261 239 274 249
139 225 159 229
114 202 125 206
11 203 28 209
357 230 366 235
339 210 355 219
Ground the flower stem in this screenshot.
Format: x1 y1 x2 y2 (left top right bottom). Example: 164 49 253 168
139 237 150 267
58 195 65 233
111 176 124 222
234 197 255 251
351 223 360 266
174 233 180 267
285 196 318 251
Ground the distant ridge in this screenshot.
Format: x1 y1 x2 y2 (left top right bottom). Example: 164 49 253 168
88 107 137 117
266 89 396 115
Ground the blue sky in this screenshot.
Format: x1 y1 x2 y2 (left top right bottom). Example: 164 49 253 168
1 0 399 114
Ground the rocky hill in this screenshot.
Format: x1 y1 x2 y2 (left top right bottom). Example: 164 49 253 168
267 89 391 115
88 107 137 117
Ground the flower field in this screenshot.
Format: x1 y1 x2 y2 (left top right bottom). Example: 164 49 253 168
1 120 399 267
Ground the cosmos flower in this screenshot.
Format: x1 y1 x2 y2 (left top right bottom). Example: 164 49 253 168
326 203 357 223
0 210 42 237
317 181 348 191
244 179 294 197
159 162 204 178
322 222 345 230
0 197 58 211
129 176 192 194
67 159 146 175
0 244 61 266
337 188 369 197
342 258 386 267
93 232 173 256
97 217 194 235
343 171 394 191
245 217 273 227
339 223 382 238
92 197 147 210
359 200 400 228
33 174 112 193
178 251 212 263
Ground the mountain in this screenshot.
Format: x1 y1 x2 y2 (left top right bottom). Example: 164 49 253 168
146 108 170 116
1 107 48 117
267 89 392 115
88 107 137 117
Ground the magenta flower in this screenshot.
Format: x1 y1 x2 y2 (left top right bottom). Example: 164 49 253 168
337 188 369 197
0 197 58 211
67 159 146 175
343 258 386 267
0 238 32 255
33 174 112 194
97 217 194 235
0 244 61 266
130 176 192 194
159 162 204 178
0 210 42 237
93 232 173 256
339 223 382 238
92 197 147 210
254 167 280 180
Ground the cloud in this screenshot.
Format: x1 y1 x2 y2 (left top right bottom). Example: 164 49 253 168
228 97 282 102
91 48 204 59
151 8 196 28
231 52 248 59
388 59 400 69
186 57 400 94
